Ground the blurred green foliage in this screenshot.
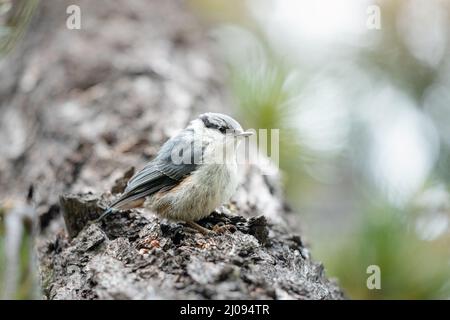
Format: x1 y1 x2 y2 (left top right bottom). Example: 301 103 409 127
0 205 38 299
16 231 35 299
228 53 310 193
0 0 38 55
317 201 450 299
0 1 39 299
0 207 5 295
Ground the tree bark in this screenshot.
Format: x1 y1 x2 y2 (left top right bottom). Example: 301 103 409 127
0 0 344 299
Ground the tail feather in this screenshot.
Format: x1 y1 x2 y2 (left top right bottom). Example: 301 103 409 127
95 193 128 222
96 207 114 222
96 195 146 222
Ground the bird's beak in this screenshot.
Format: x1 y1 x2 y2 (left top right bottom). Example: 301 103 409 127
234 131 254 137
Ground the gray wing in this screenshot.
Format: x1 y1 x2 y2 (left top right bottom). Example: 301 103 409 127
109 129 203 210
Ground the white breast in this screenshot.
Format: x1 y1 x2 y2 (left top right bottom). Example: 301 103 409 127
147 162 238 221
146 121 241 221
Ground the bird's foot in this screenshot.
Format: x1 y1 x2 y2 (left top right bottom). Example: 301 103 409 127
213 223 236 234
186 221 214 236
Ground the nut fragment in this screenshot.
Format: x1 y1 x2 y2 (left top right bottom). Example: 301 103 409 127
150 239 160 248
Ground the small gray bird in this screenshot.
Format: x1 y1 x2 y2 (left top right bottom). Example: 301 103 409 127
98 112 253 234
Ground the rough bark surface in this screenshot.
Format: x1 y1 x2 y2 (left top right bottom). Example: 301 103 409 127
0 0 344 299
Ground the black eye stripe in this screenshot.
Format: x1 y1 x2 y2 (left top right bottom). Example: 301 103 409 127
201 115 229 133
200 113 243 135
200 115 215 129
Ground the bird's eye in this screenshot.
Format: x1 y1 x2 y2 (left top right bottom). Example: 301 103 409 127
219 127 227 134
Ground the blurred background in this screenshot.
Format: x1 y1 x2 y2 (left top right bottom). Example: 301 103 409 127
189 0 450 299
1 0 450 299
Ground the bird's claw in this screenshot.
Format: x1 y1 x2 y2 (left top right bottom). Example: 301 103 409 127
186 221 214 236
213 224 236 234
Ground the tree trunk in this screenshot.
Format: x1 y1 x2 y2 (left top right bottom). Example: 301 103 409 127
0 0 344 299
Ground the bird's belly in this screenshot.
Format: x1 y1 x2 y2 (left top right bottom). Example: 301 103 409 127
147 163 238 221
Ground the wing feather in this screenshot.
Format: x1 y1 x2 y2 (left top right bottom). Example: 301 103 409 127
108 129 204 211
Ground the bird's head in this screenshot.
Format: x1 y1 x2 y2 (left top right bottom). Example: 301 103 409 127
188 112 253 164
198 112 253 140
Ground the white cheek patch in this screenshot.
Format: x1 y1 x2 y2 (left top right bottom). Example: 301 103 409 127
200 130 238 165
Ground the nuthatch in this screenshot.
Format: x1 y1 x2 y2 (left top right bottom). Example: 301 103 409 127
98 113 253 234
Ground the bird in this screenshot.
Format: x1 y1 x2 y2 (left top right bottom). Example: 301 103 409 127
97 112 253 234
